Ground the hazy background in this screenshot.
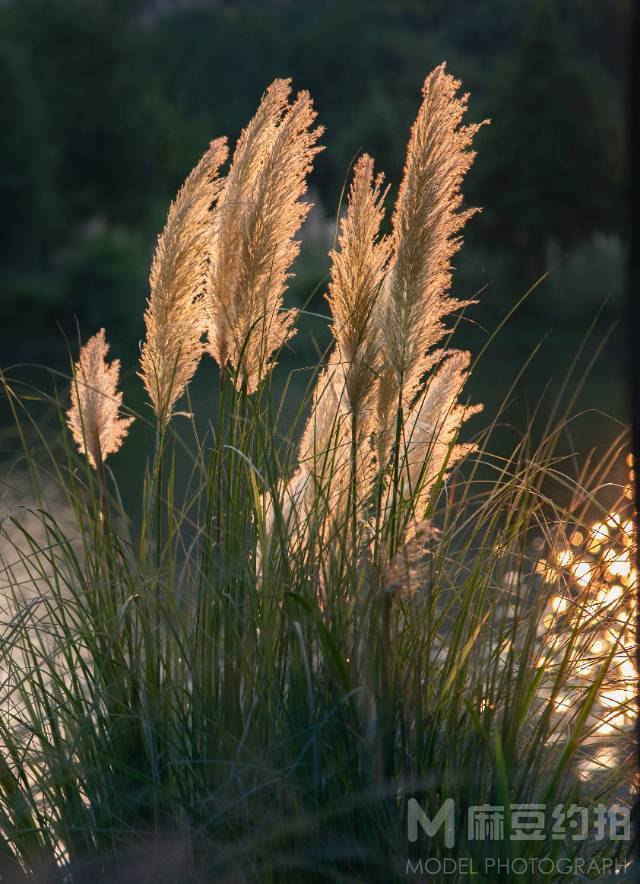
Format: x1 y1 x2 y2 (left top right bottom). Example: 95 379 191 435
0 0 630 484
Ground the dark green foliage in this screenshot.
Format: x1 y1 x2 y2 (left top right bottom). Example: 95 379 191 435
61 227 149 337
3 0 178 224
470 0 624 267
0 0 185 329
0 0 629 333
0 41 55 269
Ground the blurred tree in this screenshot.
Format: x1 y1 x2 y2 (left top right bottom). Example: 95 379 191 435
332 85 404 199
61 228 149 344
470 0 624 272
150 4 287 163
2 0 179 227
0 0 187 328
560 0 630 81
0 41 55 270
287 0 427 200
0 0 629 332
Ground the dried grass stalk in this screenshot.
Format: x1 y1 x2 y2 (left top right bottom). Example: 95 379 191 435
326 153 390 424
402 350 481 528
206 79 323 392
140 137 228 424
298 351 351 498
67 328 134 469
278 65 485 590
265 352 353 565
378 64 486 414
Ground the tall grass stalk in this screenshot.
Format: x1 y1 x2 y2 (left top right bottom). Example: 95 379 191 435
0 366 632 881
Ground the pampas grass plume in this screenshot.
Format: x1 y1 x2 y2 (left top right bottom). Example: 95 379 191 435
67 328 133 470
140 137 228 424
205 79 323 392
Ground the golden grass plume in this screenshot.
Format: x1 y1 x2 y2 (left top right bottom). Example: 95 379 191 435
67 328 134 469
326 153 390 425
140 137 228 424
402 350 482 527
378 64 486 408
205 79 323 392
278 64 485 587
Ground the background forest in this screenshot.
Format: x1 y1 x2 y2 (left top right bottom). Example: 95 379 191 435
0 0 629 452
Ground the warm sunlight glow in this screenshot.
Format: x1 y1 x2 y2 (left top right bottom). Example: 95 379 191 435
539 457 636 761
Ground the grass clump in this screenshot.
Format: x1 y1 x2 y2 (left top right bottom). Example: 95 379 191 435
0 66 634 882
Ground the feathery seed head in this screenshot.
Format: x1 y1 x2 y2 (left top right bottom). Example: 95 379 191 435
206 79 324 392
140 137 228 425
67 329 134 469
326 154 390 422
404 349 481 516
379 63 487 405
298 351 351 490
258 467 312 577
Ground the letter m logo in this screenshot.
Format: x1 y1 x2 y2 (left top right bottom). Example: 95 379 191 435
407 798 455 848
